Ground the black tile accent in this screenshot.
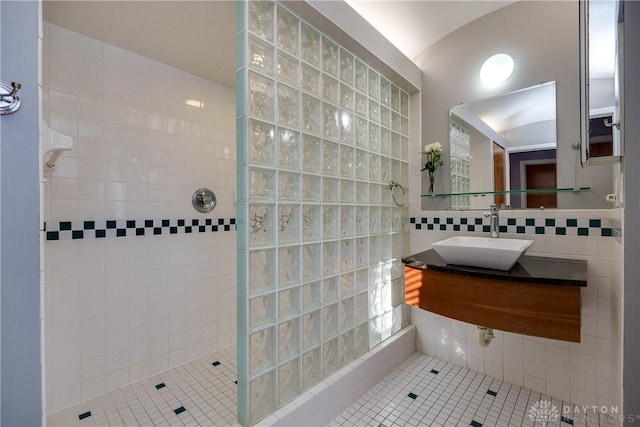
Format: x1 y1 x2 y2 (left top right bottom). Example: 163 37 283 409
556 227 566 235
72 230 84 239
439 224 446 231
155 383 166 389
218 218 225 225
117 229 126 237
192 219 199 226
482 225 490 233
446 218 453 224
535 227 545 235
453 225 460 231
407 392 417 399
467 225 475 232
507 218 516 226
475 218 483 225
47 231 59 241
427 224 434 230
84 221 95 230
136 228 145 236
145 220 153 228
185 226 192 233
430 369 439 374
78 411 91 420
96 229 106 238
578 228 589 236
234 380 237 384
154 227 162 235
561 416 574 425
410 217 416 224
378 424 388 427
434 218 440 224
230 218 236 225
174 406 186 415
199 226 206 233
470 421 482 427
516 226 525 234
602 228 613 237
107 220 117 229
178 219 185 226
60 221 72 231
206 219 212 225
567 218 578 227
421 217 428 224
213 225 219 232
498 225 507 233
545 218 556 227
526 218 535 226
126 220 136 228
212 361 221 366
170 227 178 234
461 218 468 225
415 224 422 230
487 390 497 396
162 219 170 227
589 219 601 228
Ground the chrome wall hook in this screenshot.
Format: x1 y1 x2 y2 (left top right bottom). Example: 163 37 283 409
604 117 621 130
0 82 21 115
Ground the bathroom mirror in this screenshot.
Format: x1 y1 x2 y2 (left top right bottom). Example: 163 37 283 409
449 82 558 210
579 0 623 165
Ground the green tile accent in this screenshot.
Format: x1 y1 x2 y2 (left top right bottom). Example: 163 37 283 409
526 218 535 226
470 421 482 427
602 228 613 236
556 227 566 235
578 228 589 236
507 218 516 226
487 390 497 396
408 392 418 399
589 219 601 228
545 218 555 226
467 225 475 232
516 226 525 234
567 218 578 227
535 227 545 234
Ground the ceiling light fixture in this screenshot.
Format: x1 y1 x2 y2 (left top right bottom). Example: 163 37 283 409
480 53 514 87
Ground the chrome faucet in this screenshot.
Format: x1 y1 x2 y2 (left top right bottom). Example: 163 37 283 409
484 204 500 238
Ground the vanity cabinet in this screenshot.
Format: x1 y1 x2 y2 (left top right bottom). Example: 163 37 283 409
404 250 587 342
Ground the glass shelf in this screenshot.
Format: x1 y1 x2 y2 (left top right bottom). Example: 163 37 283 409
421 187 591 198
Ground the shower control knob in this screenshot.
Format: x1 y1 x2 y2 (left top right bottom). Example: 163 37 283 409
192 188 217 213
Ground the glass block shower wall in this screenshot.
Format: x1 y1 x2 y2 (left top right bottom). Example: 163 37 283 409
450 120 471 209
236 1 410 424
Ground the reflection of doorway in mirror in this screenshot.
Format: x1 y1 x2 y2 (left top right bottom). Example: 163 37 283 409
525 162 557 208
492 143 506 206
509 150 556 209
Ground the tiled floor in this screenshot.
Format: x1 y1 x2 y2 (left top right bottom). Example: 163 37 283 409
330 353 611 427
48 348 614 427
46 346 238 427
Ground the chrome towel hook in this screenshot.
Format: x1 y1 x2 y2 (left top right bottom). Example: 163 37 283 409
0 81 21 115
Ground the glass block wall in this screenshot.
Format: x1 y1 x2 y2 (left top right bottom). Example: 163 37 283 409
236 1 410 424
449 119 471 209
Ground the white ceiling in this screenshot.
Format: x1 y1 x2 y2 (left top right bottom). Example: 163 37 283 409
344 0 515 61
44 1 237 88
44 0 512 89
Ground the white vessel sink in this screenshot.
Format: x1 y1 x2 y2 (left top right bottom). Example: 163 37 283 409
431 236 534 271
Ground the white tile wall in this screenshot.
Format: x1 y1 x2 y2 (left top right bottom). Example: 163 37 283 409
43 23 237 413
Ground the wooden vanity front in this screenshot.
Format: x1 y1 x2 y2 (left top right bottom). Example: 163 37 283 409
404 250 587 342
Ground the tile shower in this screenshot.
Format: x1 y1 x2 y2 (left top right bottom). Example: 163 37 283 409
236 1 412 424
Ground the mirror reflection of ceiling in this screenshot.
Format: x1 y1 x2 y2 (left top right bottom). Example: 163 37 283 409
589 0 616 79
452 83 556 136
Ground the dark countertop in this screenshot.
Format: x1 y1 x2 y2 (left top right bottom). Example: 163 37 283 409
403 249 587 286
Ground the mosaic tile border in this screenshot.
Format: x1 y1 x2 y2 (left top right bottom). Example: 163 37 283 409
410 216 614 237
44 218 237 241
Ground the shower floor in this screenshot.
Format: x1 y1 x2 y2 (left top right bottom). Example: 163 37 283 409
329 352 610 427
47 347 612 427
46 346 238 427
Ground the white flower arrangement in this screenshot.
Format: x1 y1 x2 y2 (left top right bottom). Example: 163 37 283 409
421 142 443 173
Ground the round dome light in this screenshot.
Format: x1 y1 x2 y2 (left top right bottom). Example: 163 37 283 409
480 53 514 87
